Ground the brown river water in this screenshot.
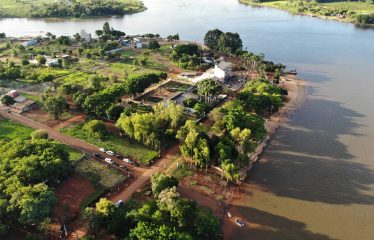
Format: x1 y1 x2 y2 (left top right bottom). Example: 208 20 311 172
1 0 374 239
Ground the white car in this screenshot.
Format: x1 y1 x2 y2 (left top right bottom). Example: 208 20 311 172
105 158 114 164
227 212 232 218
106 150 114 156
123 158 132 163
235 219 245 227
99 148 106 152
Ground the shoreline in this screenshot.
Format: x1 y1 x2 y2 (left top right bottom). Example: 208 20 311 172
239 0 374 28
222 74 307 239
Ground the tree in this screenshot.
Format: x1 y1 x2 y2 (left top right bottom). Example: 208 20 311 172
169 198 197 227
95 30 103 38
106 104 124 120
1 95 15 106
218 32 243 54
103 22 111 35
221 160 240 183
148 40 160 50
83 120 106 140
30 129 48 140
204 29 223 50
21 59 30 66
230 127 252 153
41 93 67 119
157 186 180 212
151 173 179 197
176 121 210 169
9 183 57 224
197 79 222 104
36 55 46 65
195 208 220 240
0 33 5 38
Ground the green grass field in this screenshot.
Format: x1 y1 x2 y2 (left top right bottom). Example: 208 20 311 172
62 123 160 165
0 119 33 140
75 157 125 208
0 119 83 161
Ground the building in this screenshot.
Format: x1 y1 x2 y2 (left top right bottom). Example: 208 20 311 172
80 29 92 42
22 39 38 47
6 90 35 113
7 90 19 98
214 60 233 82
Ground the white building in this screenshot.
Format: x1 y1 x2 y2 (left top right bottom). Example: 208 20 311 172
80 29 92 42
22 39 38 47
214 61 232 82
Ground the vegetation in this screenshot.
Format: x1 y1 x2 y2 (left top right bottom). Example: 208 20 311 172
170 43 203 69
81 173 220 239
204 29 243 54
239 0 374 25
0 137 72 234
0 0 145 18
117 101 185 150
62 123 159 165
151 172 179 197
41 90 68 119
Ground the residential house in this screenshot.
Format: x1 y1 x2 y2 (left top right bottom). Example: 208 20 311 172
214 60 233 82
80 29 92 42
22 39 38 47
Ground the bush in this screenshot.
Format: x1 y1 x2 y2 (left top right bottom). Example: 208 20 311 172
31 129 49 140
83 120 107 140
183 98 198 108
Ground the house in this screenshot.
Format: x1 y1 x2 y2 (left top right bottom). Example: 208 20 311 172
46 59 59 67
80 29 92 42
12 100 35 113
123 39 131 47
22 39 38 47
214 60 232 82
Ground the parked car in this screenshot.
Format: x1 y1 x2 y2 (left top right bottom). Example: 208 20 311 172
106 150 115 156
235 219 245 227
105 158 114 164
115 200 124 207
93 153 103 159
99 148 106 152
123 158 132 164
227 212 232 218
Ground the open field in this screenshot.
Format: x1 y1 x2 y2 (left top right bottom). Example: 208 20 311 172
75 157 125 209
0 119 33 140
62 123 160 165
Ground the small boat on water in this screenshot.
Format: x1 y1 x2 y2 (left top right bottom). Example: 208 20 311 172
286 69 298 75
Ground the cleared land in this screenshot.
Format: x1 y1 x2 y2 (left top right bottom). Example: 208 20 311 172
75 157 125 209
62 123 159 165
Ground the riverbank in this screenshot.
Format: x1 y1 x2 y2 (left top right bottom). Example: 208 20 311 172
239 0 374 26
222 74 307 239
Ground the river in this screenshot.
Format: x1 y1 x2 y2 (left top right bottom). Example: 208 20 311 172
1 0 374 239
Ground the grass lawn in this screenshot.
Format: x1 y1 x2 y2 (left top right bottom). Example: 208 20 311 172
321 2 374 14
61 145 84 162
75 157 125 209
0 119 33 140
62 123 160 165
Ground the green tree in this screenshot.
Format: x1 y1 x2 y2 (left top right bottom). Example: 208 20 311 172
195 208 220 240
41 92 67 119
218 32 243 54
148 40 160 50
36 55 46 65
95 30 103 37
1 95 15 106
151 172 179 197
103 22 111 35
204 29 223 50
83 120 106 140
221 160 240 183
197 78 222 104
106 104 124 120
9 183 57 224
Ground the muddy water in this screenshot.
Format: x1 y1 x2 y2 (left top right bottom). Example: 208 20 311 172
1 0 374 239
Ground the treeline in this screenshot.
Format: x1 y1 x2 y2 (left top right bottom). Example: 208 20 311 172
356 13 374 24
75 72 167 117
81 172 220 239
0 136 72 235
25 0 145 18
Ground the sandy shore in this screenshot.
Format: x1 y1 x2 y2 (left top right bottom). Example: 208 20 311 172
222 75 307 239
